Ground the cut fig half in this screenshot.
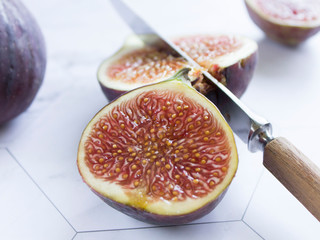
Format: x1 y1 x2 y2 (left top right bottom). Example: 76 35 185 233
245 0 320 45
97 34 257 101
78 69 238 225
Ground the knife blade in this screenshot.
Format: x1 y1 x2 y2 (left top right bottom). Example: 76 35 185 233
111 0 320 221
110 0 272 152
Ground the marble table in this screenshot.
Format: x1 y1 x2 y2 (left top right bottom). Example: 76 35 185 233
1 0 319 239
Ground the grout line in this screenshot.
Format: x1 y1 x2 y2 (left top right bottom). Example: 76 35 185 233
242 220 265 240
76 219 242 234
6 147 78 234
241 166 266 220
71 232 77 240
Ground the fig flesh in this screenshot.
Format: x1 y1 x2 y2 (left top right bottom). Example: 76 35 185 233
78 69 238 224
97 34 257 101
245 0 320 45
0 0 46 124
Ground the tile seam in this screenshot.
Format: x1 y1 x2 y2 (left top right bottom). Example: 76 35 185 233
75 219 242 234
242 219 265 240
241 166 266 220
5 147 78 234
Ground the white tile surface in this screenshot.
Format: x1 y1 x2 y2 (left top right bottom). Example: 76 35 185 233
1 0 319 239
0 149 75 240
244 170 320 240
243 38 320 130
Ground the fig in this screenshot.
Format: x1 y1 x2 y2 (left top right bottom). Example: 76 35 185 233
78 69 238 225
0 0 46 125
245 0 320 45
97 34 257 101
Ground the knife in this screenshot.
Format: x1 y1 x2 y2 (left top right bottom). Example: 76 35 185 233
110 0 320 221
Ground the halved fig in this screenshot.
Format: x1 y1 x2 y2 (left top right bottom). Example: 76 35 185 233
245 0 320 45
97 34 257 101
78 69 238 225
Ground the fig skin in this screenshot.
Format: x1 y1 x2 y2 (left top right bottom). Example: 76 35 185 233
0 0 46 124
100 86 124 102
97 34 257 102
92 187 227 225
245 0 320 46
220 51 257 98
193 51 257 98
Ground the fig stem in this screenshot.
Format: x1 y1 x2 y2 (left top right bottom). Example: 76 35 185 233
165 68 192 86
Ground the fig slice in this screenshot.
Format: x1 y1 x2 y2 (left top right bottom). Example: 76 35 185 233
245 0 320 45
78 69 238 225
97 34 257 101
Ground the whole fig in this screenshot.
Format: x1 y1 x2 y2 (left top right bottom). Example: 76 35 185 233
0 0 46 124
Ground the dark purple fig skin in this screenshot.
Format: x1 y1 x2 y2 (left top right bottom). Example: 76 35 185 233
92 187 228 225
193 51 257 99
99 83 125 102
213 51 257 98
245 2 320 46
0 0 46 124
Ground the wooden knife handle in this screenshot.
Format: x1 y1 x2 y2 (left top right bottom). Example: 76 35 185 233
263 137 320 221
